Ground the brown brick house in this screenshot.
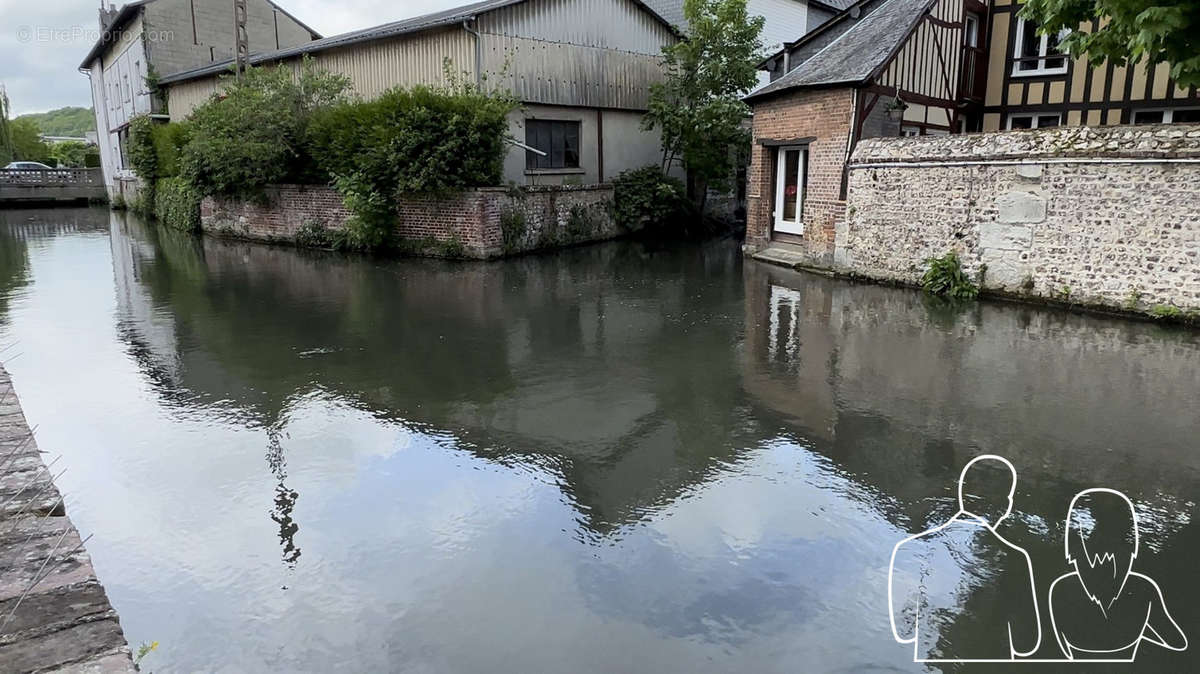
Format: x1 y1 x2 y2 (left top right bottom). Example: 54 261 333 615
743 0 1200 262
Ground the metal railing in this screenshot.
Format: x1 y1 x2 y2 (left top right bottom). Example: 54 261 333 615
0 168 103 186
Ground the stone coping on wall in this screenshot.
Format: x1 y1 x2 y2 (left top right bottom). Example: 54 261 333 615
851 123 1200 164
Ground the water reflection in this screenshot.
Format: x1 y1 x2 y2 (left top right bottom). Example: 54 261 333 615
0 207 1194 672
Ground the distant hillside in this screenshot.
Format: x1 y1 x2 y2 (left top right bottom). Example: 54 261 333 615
15 107 96 138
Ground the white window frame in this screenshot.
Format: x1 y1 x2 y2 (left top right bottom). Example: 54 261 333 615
1006 113 1061 130
1011 18 1069 77
773 145 806 236
1132 108 1200 125
964 13 980 48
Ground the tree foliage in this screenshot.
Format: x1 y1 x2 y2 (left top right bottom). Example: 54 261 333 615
9 118 51 164
180 59 350 197
0 88 13 165
643 0 763 203
1019 0 1200 88
48 141 90 168
14 106 95 137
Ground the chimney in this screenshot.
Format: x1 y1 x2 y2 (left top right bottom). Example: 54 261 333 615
99 2 119 31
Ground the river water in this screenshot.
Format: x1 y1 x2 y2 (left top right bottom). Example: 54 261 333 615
0 207 1197 672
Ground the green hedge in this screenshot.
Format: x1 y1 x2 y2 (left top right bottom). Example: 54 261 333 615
306 83 516 248
180 61 350 198
610 166 694 236
154 177 202 232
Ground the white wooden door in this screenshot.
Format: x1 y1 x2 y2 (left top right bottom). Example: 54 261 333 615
773 146 805 236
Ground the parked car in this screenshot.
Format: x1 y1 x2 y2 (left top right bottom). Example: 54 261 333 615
4 161 55 170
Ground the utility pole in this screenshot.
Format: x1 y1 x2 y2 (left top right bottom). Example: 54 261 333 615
233 0 249 78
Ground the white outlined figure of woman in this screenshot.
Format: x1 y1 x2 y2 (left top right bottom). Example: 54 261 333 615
1048 488 1188 660
889 455 1041 662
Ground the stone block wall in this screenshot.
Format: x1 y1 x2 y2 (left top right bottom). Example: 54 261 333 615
840 124 1200 313
200 184 619 258
747 88 855 263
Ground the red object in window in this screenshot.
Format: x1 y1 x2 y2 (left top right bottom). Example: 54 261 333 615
785 186 798 197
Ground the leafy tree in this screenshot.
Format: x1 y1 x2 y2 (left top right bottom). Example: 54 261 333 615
49 141 90 168
643 0 764 209
1019 0 1200 88
0 88 13 165
10 118 51 164
15 106 96 137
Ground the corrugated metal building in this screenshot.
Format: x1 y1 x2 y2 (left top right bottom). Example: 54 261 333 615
159 0 682 185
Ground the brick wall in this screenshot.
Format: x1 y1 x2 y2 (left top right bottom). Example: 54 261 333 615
840 124 1200 314
747 87 855 264
200 184 620 258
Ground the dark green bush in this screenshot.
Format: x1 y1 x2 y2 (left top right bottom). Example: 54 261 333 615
610 165 695 236
154 178 202 232
922 251 979 300
180 60 349 198
128 115 158 184
306 83 517 248
152 122 191 178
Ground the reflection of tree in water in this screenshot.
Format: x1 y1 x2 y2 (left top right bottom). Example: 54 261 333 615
266 427 301 568
0 223 31 326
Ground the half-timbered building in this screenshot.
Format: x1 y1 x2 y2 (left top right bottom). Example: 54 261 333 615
742 0 1200 260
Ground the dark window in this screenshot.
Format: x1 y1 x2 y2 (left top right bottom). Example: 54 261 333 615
1134 110 1165 125
1036 114 1061 128
1009 116 1033 130
1171 109 1200 124
525 120 580 170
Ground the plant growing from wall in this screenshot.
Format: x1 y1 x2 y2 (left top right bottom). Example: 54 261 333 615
642 0 764 210
1020 0 1200 88
921 251 980 301
154 177 202 232
128 115 159 211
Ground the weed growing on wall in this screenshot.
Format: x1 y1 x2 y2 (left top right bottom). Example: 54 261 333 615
610 166 696 237
921 251 979 301
154 177 202 232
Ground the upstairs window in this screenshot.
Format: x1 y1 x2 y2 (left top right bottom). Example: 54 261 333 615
525 120 580 171
1013 18 1067 76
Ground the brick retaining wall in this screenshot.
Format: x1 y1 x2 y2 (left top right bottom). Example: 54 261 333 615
838 124 1200 315
200 184 620 259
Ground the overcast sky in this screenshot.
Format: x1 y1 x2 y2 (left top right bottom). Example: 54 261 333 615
0 0 463 115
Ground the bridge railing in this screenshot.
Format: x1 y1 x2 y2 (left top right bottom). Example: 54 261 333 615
0 168 104 187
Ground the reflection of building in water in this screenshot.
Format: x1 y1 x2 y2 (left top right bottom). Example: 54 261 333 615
110 213 186 388
768 285 803 363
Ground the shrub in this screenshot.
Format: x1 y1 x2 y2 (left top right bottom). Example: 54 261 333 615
180 59 349 198
306 82 517 248
128 115 158 185
610 166 694 236
154 177 201 232
152 122 191 178
922 251 979 300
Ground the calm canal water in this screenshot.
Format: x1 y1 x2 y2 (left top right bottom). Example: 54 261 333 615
0 206 1197 672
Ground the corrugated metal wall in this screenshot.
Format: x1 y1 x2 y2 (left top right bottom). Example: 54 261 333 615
168 79 221 121
307 28 476 99
477 0 675 55
482 35 664 109
165 0 675 118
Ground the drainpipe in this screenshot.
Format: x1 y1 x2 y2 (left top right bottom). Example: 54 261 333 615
462 19 482 86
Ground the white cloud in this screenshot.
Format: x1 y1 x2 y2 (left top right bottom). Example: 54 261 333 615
0 0 467 115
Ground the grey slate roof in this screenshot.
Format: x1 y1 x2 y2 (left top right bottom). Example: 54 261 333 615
745 0 935 100
641 0 855 32
159 0 680 85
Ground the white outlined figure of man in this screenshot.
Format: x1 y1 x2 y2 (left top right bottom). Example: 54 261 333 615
1048 488 1188 660
889 455 1041 662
